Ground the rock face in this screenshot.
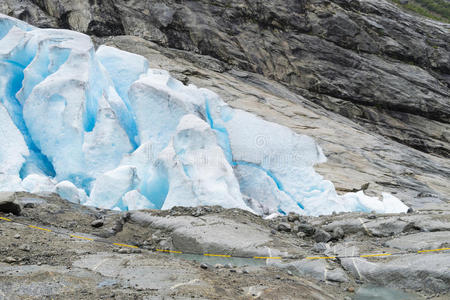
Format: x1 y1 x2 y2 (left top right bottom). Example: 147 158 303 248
0 0 449 206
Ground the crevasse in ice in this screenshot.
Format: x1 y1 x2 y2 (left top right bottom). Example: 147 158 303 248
0 14 408 216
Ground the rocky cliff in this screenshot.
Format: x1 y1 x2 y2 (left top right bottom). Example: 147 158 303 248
1 0 449 207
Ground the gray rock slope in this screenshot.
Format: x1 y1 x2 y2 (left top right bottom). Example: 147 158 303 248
0 0 449 206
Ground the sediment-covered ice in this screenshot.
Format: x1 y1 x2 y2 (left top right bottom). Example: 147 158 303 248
0 14 408 215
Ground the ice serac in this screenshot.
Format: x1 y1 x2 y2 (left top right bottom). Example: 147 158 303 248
119 141 155 180
96 45 148 148
22 174 56 194
123 190 156 211
0 21 133 191
87 165 139 209
55 181 88 204
158 114 248 211
0 14 409 216
128 70 205 153
0 103 28 191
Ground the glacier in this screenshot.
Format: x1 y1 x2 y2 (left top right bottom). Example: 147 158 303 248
0 14 408 216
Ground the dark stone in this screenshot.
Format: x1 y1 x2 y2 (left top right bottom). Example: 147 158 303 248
91 219 104 228
314 229 332 243
360 183 370 191
0 195 21 215
23 202 35 209
296 224 315 236
331 227 345 240
277 222 291 232
287 212 299 222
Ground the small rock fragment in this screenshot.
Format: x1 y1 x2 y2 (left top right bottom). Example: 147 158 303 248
287 212 299 222
296 231 306 238
118 248 130 254
91 219 104 228
313 242 329 253
200 263 209 270
24 202 35 208
14 234 20 239
192 208 203 217
19 244 31 252
4 257 16 263
360 183 370 191
277 222 291 232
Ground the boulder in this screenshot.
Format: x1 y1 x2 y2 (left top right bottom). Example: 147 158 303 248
314 230 332 243
0 192 21 215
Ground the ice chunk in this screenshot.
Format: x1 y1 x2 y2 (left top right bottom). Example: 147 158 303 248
128 71 205 153
223 109 326 169
87 165 139 209
381 193 409 213
158 114 249 211
0 14 35 39
21 174 56 194
119 141 156 180
0 176 23 192
204 96 337 215
15 27 132 184
96 45 149 106
83 93 133 175
55 181 88 204
0 103 29 177
234 164 297 215
97 45 149 148
138 163 169 210
123 190 156 210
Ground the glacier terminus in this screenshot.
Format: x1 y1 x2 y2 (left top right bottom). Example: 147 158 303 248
0 14 408 216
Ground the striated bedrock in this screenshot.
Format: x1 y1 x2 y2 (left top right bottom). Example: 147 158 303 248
0 0 449 205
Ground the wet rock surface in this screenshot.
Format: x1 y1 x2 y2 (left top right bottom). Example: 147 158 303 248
0 192 448 299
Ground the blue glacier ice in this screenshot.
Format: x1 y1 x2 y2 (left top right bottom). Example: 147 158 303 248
0 14 408 215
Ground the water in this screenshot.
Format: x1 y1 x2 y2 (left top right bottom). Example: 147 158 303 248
170 253 267 267
355 285 423 300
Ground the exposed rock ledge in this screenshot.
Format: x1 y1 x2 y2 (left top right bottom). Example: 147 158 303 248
0 192 449 298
